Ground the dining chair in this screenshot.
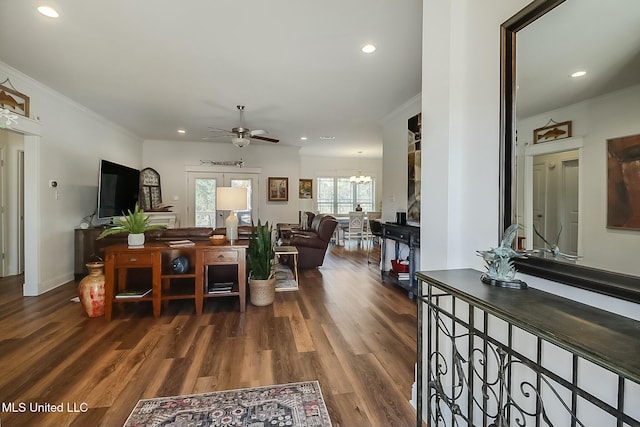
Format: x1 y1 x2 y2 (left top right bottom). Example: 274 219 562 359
343 211 365 247
362 211 381 246
367 218 383 263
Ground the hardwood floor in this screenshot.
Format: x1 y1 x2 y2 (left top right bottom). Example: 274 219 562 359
0 243 417 427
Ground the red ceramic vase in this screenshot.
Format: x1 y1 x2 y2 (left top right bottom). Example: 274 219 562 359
78 262 106 317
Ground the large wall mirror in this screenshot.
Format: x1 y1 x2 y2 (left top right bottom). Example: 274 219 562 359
500 0 640 302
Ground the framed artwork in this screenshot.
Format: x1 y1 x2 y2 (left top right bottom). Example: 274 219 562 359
299 179 313 199
533 120 572 144
0 80 30 118
607 133 640 230
407 113 421 223
268 177 289 201
139 167 162 211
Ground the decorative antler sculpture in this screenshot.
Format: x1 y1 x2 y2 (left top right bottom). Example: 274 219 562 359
531 224 580 261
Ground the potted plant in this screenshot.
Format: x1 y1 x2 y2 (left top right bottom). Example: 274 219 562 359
97 203 165 247
247 219 276 306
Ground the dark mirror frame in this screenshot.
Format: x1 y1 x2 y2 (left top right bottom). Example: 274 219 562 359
499 0 640 303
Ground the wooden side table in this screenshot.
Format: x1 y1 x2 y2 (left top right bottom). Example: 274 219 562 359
274 245 299 286
200 244 247 312
104 244 162 321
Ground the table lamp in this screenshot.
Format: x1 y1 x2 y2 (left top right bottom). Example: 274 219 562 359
216 187 248 243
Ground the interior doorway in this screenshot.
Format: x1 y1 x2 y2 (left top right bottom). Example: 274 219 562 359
185 170 260 228
0 128 26 277
532 150 579 255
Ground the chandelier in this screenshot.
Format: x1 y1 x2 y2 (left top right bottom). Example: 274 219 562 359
349 171 371 184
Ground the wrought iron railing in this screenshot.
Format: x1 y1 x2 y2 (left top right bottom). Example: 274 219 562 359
416 270 640 427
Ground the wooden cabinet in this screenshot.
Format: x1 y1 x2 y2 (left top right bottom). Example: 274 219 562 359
103 241 247 320
74 228 104 280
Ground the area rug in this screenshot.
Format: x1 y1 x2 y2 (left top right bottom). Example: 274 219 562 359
123 380 332 427
274 262 298 292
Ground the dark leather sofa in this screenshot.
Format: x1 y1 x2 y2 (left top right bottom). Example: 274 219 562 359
282 214 338 269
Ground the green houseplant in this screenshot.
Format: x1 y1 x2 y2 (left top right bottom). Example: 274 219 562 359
247 219 276 306
97 203 165 247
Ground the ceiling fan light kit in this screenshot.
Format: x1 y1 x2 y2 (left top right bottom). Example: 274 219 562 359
232 137 251 148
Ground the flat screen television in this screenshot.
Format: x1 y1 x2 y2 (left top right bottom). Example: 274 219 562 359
97 159 140 219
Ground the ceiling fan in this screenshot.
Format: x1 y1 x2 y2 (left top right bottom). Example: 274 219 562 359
209 105 279 148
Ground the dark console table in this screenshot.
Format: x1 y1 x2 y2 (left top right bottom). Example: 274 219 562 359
380 222 420 297
416 269 640 426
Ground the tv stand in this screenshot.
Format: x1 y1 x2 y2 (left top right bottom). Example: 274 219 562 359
74 227 104 280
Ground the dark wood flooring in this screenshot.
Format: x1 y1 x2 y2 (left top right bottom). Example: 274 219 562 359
0 243 417 427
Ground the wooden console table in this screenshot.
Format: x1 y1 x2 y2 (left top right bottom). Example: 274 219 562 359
380 222 420 297
103 241 247 321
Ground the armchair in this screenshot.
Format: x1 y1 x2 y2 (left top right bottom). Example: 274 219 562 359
282 214 338 269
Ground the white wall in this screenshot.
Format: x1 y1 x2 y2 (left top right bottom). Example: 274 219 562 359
0 61 143 295
517 84 640 276
143 140 303 226
142 140 384 227
419 0 531 271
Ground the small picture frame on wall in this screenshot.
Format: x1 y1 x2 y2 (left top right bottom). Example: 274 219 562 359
533 120 572 144
0 81 30 118
268 177 288 201
299 179 312 199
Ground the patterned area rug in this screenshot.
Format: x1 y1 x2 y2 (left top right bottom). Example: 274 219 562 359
123 381 332 427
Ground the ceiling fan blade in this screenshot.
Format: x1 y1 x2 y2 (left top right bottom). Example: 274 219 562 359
251 135 280 143
250 129 267 136
209 127 232 133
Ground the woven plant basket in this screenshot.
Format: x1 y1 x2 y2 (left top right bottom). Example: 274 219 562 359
249 277 276 306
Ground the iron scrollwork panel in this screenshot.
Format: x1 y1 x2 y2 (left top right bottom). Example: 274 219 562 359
424 290 637 426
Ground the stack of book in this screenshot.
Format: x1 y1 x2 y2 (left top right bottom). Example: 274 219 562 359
390 271 411 281
168 240 195 247
207 281 234 294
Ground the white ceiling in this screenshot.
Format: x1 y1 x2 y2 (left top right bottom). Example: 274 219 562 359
517 0 640 119
0 0 423 158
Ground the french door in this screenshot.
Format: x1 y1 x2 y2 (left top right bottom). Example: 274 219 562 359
186 171 259 228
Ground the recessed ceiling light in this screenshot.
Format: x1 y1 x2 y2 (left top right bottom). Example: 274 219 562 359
319 136 335 140
177 129 186 134
300 137 308 141
37 5 59 18
571 70 587 78
361 44 376 54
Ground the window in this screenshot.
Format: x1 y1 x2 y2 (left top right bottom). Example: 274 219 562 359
317 177 375 215
194 177 217 227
